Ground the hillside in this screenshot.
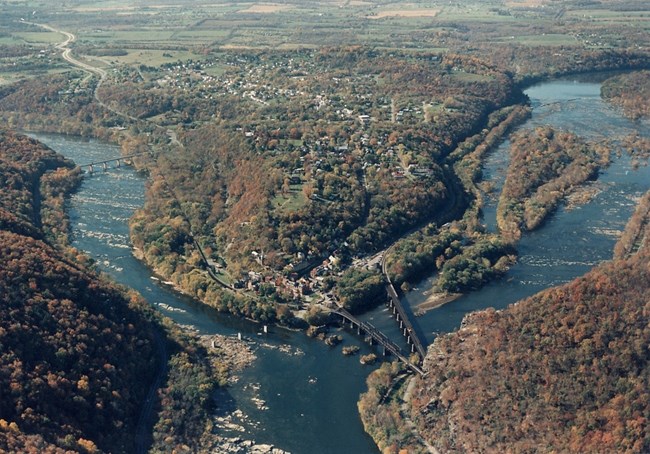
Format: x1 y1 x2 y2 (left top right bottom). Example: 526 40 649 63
0 132 218 453
601 71 650 120
360 191 650 453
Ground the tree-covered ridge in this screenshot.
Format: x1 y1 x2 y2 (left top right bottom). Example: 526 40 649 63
361 190 650 453
601 70 650 120
410 245 650 452
0 230 159 453
614 190 650 260
497 126 603 240
0 133 157 452
0 132 75 239
0 133 220 453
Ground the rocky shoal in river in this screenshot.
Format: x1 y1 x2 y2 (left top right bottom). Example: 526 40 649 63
210 437 290 454
199 333 257 382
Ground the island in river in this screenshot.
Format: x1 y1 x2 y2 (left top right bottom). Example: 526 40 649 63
1 0 650 452
360 189 650 453
358 73 650 453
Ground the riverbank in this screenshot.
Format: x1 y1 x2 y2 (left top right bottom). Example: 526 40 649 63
360 71 650 454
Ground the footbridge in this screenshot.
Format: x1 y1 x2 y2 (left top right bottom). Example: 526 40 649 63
330 305 424 376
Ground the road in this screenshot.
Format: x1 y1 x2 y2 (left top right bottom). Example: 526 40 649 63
26 21 106 79
26 21 144 122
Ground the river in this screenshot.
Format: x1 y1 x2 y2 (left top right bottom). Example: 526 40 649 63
403 74 650 340
29 74 650 453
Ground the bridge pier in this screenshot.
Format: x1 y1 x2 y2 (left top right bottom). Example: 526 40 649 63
400 320 404 329
116 159 121 168
102 162 108 171
88 165 94 174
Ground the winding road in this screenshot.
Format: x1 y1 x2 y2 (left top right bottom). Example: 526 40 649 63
26 21 141 122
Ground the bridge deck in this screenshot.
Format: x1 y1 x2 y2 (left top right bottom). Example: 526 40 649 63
380 248 428 361
386 282 428 359
79 151 151 169
331 306 424 375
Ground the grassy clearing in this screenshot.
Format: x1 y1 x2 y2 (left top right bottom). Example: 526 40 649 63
238 4 294 14
451 72 496 82
12 31 64 44
0 73 21 86
172 30 231 41
272 186 307 213
367 9 440 19
492 33 578 46
108 49 201 66
438 5 507 21
213 269 233 286
201 63 230 77
0 67 69 85
84 30 176 44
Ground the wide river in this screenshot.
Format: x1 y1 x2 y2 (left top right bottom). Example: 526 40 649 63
30 74 650 453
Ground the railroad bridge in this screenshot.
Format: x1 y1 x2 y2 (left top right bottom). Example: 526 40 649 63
385 281 428 359
331 306 424 376
381 252 429 360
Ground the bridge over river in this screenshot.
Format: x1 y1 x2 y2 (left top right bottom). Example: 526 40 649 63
382 253 429 360
330 305 424 376
78 151 152 173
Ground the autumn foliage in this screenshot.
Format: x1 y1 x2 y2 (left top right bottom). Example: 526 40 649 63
601 71 650 120
0 132 221 453
497 126 602 240
367 191 650 452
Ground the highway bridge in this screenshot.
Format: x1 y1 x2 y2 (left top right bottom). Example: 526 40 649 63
79 151 152 173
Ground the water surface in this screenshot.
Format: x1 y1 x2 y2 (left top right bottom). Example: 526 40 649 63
29 74 650 453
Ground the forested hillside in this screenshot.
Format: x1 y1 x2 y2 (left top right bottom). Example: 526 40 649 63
360 191 650 453
0 132 218 453
601 70 650 120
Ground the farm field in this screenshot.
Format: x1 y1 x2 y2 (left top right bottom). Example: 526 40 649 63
2 0 646 56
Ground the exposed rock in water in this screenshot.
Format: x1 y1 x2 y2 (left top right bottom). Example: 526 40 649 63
342 345 360 356
325 334 343 346
360 353 377 365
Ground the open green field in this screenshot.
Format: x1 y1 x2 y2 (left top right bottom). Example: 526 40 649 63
11 31 63 44
0 0 647 80
272 186 308 214
110 50 202 66
495 33 578 46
